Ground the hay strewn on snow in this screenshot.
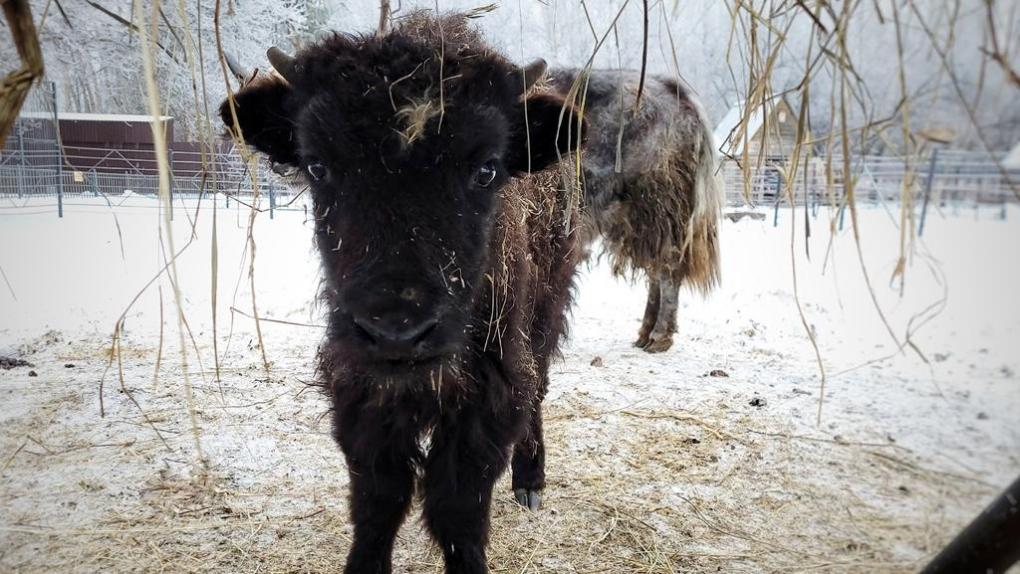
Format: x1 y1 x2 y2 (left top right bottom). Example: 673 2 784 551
0 330 1004 574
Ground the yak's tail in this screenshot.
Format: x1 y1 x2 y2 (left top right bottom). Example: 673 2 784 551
682 93 724 295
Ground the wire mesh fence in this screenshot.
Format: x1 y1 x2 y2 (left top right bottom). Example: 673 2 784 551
1 84 1017 217
0 83 298 217
1 82 61 201
721 152 1019 208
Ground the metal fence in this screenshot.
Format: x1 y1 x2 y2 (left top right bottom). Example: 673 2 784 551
1 82 61 201
721 150 1019 208
0 82 295 217
0 144 294 218
7 144 290 197
1 83 1017 218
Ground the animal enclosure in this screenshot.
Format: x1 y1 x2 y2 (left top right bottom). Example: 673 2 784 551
1 0 1019 573
2 84 1015 214
1 198 1018 573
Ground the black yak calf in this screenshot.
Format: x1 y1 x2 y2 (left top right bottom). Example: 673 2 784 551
221 12 581 574
548 70 723 353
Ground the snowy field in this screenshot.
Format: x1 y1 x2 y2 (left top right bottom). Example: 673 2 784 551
0 196 1018 573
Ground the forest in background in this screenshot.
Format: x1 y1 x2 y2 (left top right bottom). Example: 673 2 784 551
1 0 1018 152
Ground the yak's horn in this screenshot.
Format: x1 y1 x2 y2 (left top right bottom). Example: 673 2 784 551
223 51 250 85
267 46 297 83
521 58 548 93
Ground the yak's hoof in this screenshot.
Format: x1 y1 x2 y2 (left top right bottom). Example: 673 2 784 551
633 334 651 348
643 337 673 353
513 488 542 511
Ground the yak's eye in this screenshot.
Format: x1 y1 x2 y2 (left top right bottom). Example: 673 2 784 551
307 162 327 181
474 160 497 188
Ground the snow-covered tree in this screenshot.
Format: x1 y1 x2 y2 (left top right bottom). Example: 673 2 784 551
3 0 1017 149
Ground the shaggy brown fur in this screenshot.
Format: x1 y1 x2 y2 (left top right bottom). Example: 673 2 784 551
548 70 723 353
220 11 583 574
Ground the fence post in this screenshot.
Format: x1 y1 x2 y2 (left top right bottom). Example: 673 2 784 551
773 170 783 227
16 126 25 199
51 82 64 218
809 160 818 218
918 148 940 237
168 148 174 221
269 178 276 219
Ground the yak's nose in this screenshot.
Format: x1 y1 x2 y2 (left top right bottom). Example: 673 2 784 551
351 312 439 351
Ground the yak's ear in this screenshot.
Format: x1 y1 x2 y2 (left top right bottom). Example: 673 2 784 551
506 93 584 175
219 75 299 166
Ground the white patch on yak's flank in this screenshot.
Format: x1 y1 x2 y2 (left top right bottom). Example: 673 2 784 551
684 87 725 292
559 69 723 295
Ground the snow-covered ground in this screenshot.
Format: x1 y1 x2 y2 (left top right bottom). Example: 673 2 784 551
0 195 1017 573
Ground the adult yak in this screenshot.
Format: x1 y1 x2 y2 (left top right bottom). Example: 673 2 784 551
221 12 582 574
549 69 724 353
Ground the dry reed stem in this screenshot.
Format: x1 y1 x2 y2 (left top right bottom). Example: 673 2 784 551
0 441 27 474
889 0 915 298
378 0 391 35
136 0 205 465
905 0 1019 201
153 284 165 391
517 0 532 174
556 0 631 233
980 0 1020 88
712 0 1001 424
169 0 225 383
214 0 270 375
0 261 17 301
0 0 44 149
229 306 326 329
632 0 650 115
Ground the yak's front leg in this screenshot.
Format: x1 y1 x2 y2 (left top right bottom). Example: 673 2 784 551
634 277 662 348
423 418 514 574
511 403 545 511
644 278 680 353
340 440 416 574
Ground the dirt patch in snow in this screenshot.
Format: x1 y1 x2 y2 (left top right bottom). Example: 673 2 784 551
0 358 33 370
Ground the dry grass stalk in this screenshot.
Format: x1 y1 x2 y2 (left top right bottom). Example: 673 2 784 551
136 0 205 465
714 0 986 422
556 0 632 233
396 97 441 146
0 262 17 301
0 0 44 149
781 14 827 425
214 0 271 375
378 0 391 35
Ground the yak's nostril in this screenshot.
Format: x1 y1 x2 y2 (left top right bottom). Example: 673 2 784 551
411 320 438 345
352 314 438 348
351 318 378 344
